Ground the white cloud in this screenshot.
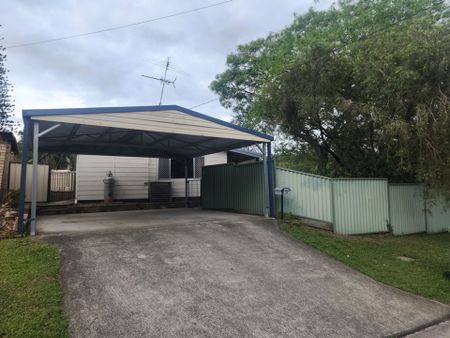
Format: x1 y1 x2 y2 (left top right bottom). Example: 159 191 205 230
1 0 333 124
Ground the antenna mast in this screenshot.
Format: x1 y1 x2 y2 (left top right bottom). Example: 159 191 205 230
141 57 176 105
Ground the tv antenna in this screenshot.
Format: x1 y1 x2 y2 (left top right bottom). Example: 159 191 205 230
141 57 176 105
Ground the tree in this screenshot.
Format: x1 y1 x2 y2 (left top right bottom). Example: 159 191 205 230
0 34 16 133
41 153 76 170
211 0 450 190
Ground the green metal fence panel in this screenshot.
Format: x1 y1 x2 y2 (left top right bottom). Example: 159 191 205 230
202 162 265 215
427 193 450 233
333 179 389 235
275 168 333 223
273 166 448 235
389 184 426 235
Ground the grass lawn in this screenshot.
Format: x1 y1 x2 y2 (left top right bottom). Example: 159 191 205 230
280 221 450 304
0 238 67 338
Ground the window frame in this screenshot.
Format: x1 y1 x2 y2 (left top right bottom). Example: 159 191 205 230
158 157 204 180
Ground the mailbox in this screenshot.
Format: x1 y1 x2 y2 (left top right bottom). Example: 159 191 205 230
274 187 291 195
275 187 291 219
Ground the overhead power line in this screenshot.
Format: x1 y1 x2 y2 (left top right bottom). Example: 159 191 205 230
6 0 233 49
189 98 219 109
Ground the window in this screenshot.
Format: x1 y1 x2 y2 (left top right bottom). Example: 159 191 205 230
171 158 193 178
158 157 203 179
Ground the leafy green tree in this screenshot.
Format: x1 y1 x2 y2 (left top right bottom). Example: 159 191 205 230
43 153 76 170
0 34 15 132
211 0 450 190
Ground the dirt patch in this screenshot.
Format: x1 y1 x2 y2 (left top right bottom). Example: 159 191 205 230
0 203 18 239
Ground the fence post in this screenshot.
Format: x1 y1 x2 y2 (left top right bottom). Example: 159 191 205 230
423 188 428 233
387 182 392 232
46 169 51 202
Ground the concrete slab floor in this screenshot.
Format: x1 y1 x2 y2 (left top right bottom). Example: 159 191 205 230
37 208 249 234
39 209 450 337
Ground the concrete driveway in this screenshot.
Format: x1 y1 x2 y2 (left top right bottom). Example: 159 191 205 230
40 209 450 337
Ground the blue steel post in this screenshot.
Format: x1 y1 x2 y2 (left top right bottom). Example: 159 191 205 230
267 142 275 217
184 159 189 208
262 143 269 217
30 121 39 236
17 117 30 234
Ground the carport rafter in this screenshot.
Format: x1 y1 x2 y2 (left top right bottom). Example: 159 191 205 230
67 124 80 140
40 129 134 141
116 130 141 143
94 127 113 142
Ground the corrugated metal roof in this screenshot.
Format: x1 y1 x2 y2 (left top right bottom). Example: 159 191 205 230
22 105 272 159
23 105 272 141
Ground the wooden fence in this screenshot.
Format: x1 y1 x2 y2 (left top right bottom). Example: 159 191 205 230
49 170 76 201
8 163 49 202
8 164 77 203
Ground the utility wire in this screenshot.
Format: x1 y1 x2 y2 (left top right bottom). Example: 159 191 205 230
6 0 233 49
189 98 219 109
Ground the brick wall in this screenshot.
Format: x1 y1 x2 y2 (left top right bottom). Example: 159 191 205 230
0 141 12 202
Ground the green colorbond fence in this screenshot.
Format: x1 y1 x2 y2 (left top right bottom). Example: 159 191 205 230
201 161 265 215
388 184 427 235
201 163 448 235
273 168 449 235
332 179 389 235
426 192 450 233
275 168 333 223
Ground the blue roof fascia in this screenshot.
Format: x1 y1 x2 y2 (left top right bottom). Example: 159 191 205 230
22 104 273 141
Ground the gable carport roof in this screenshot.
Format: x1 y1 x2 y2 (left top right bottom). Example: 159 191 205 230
22 105 273 159
18 104 275 235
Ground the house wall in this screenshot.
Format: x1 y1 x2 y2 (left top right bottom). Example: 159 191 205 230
204 152 227 166
76 155 157 201
76 153 226 201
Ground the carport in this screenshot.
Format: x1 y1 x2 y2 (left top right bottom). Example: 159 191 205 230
17 105 274 235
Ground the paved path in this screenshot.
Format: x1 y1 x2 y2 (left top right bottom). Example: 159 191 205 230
39 209 450 337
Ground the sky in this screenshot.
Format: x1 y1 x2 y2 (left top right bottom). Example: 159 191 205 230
0 0 333 125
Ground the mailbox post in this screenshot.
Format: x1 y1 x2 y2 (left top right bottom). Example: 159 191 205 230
274 187 291 220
